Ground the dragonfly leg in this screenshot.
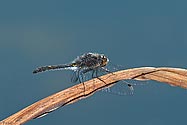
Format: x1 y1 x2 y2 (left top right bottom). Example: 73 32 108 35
78 70 86 95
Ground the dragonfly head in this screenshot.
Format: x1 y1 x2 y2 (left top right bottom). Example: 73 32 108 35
101 54 109 67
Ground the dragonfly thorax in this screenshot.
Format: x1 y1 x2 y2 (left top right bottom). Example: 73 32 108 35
72 53 109 69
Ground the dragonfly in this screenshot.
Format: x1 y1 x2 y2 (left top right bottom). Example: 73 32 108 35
33 52 135 119
33 52 134 95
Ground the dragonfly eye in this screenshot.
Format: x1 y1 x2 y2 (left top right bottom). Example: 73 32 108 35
101 56 109 67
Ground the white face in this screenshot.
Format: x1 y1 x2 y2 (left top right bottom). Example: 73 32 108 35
100 55 109 67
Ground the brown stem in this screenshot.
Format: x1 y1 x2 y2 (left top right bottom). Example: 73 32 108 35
1 67 187 125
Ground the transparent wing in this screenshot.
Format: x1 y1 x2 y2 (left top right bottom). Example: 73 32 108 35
71 70 79 83
102 80 134 95
101 79 149 96
70 69 93 83
100 62 151 95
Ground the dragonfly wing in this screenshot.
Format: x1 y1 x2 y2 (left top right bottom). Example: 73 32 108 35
71 70 79 83
102 80 134 96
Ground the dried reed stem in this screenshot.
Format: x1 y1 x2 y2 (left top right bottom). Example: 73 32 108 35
1 67 187 125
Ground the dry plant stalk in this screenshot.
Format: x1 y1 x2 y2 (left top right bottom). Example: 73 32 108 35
1 67 187 125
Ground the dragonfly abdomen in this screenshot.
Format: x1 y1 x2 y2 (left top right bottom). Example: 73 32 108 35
33 64 71 74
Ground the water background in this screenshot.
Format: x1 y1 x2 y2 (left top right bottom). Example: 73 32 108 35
1 0 187 125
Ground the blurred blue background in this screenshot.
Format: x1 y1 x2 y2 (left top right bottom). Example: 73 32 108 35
1 0 187 125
